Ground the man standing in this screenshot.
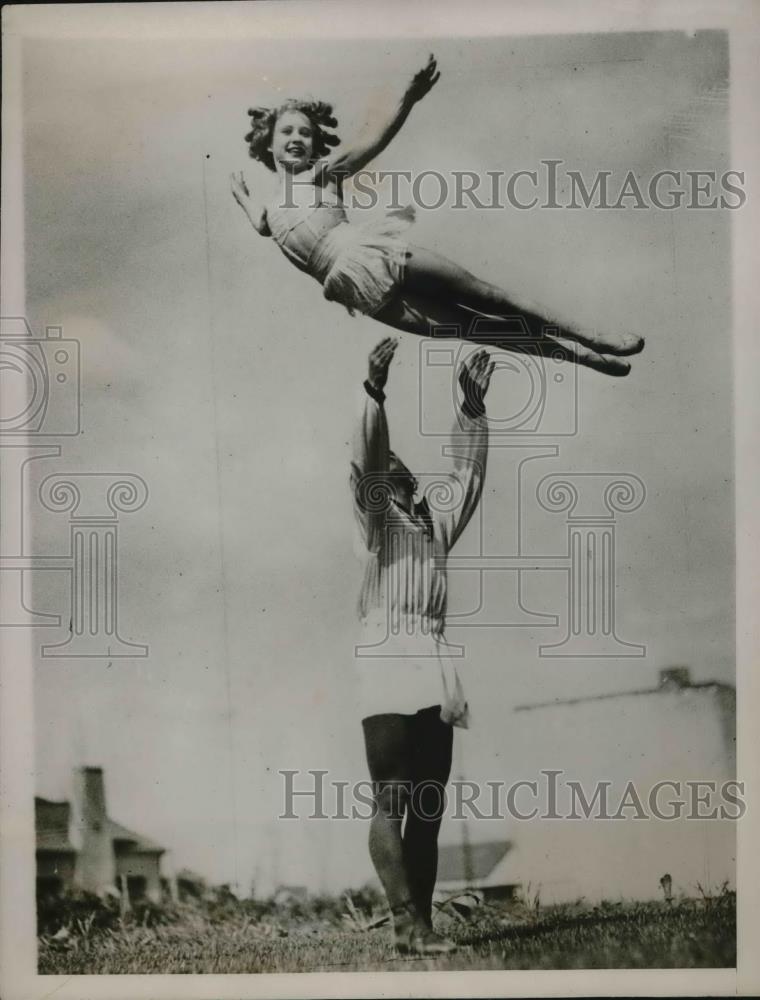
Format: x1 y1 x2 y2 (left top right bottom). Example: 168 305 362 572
350 336 494 955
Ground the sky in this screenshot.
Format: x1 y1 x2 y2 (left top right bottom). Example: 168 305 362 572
21 26 734 892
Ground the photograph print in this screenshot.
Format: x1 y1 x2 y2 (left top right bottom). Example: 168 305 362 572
2 2 758 997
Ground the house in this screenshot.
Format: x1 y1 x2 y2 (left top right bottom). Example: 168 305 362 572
36 766 165 903
435 840 517 901
507 666 737 903
173 867 207 901
272 884 309 906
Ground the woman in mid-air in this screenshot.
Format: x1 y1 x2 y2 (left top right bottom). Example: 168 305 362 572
231 55 644 376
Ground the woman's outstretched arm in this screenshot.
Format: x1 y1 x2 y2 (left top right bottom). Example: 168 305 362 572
321 54 440 181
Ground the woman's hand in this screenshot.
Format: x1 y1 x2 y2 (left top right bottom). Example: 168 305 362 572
322 55 440 180
230 171 251 209
230 171 270 235
405 54 441 105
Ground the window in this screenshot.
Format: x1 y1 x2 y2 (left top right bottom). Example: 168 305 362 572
126 875 147 900
36 876 63 899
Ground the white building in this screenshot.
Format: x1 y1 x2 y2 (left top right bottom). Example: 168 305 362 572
500 667 736 903
36 767 164 903
436 840 516 902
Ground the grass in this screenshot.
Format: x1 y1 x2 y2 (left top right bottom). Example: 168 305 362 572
38 891 735 974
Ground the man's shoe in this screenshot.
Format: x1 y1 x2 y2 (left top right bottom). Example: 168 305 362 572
395 924 458 956
391 901 421 955
391 901 458 956
409 926 457 955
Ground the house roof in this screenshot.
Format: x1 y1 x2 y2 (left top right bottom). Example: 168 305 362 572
35 798 75 853
437 841 512 883
107 818 164 854
514 679 735 712
35 797 164 855
176 867 206 884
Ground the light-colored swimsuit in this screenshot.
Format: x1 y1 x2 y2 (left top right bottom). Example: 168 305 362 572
266 172 413 317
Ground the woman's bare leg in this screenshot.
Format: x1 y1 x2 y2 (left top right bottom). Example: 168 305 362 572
372 290 632 377
402 245 644 357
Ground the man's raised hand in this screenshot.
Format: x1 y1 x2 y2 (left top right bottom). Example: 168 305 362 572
458 349 495 415
368 337 399 392
406 54 441 105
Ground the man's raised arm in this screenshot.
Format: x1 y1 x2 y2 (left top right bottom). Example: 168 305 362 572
350 338 398 549
435 350 494 551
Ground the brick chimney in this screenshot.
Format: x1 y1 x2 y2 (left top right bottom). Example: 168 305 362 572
658 666 691 690
71 767 116 894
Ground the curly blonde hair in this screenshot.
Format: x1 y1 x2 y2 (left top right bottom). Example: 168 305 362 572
245 99 341 171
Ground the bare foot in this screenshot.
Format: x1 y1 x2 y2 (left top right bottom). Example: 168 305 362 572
596 331 645 356
579 348 631 376
551 326 644 358
499 336 632 376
